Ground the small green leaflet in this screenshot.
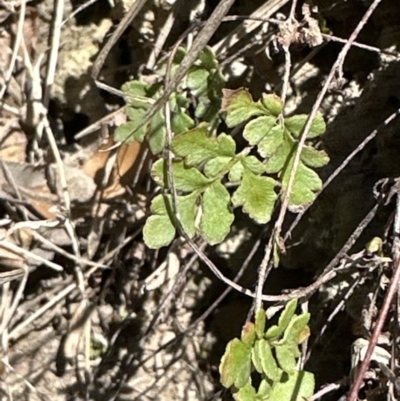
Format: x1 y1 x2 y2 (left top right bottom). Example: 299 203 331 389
171 124 236 166
257 379 272 400
143 193 198 249
266 299 298 340
281 160 323 207
204 156 233 178
284 112 326 139
255 309 266 339
147 110 167 154
187 66 209 97
264 132 296 174
275 342 297 374
243 116 284 159
143 195 175 249
281 313 311 357
232 169 277 224
219 338 252 388
151 160 211 192
269 371 315 401
235 383 257 401
241 156 266 175
300 145 330 168
253 339 281 381
176 192 198 239
261 93 283 116
114 108 147 143
200 181 234 245
221 88 267 127
143 214 176 249
241 322 256 347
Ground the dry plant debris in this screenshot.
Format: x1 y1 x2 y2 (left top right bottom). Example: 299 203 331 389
0 1 400 400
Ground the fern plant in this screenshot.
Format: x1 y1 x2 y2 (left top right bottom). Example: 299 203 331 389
115 45 329 401
115 47 329 249
219 299 315 401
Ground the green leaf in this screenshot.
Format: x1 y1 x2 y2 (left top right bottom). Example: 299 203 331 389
156 47 186 77
255 339 281 381
143 195 176 249
284 112 326 139
258 125 286 159
251 345 263 374
148 193 170 215
121 80 148 97
171 125 236 165
269 371 315 401
300 146 330 168
219 338 252 388
173 161 211 192
266 299 298 340
114 112 147 143
243 115 277 145
123 80 160 107
150 159 166 187
222 88 266 127
228 161 244 182
235 383 257 401
199 46 219 70
281 160 322 207
282 313 311 356
151 160 211 192
255 309 266 339
195 95 221 121
171 111 195 135
232 170 277 224
257 379 272 400
200 181 234 245
177 192 198 238
261 93 283 116
241 322 256 347
241 156 266 175
204 156 233 178
143 215 175 249
187 66 209 96
143 191 198 248
265 133 296 174
148 110 166 154
274 343 297 374
174 93 190 109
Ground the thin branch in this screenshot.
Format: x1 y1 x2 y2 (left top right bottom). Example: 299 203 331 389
284 107 400 242
309 381 344 401
255 0 384 313
9 282 76 340
43 0 64 109
0 239 63 272
212 0 290 56
127 0 236 142
288 0 298 21
305 275 361 362
146 0 181 70
347 183 400 400
0 267 28 337
280 44 292 105
322 33 400 58
91 0 148 80
0 0 26 103
61 0 99 26
321 201 381 278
